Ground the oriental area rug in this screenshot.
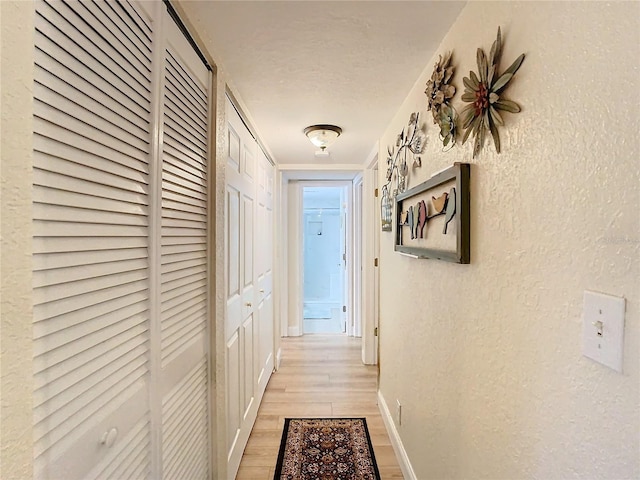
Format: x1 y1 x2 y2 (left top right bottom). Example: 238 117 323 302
274 418 381 480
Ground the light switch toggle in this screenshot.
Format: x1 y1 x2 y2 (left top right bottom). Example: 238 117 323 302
592 320 603 337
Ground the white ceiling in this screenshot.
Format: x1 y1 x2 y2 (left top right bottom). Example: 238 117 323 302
179 1 466 165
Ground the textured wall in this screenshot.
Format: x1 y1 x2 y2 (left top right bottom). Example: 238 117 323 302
0 2 35 479
378 2 640 478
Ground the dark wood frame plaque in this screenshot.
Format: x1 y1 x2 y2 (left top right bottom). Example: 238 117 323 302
394 162 470 263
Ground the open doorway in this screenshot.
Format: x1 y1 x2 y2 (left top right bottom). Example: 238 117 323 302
302 186 347 334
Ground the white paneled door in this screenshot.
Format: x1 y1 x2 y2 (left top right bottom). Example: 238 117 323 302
33 1 211 478
256 148 275 392
225 99 274 478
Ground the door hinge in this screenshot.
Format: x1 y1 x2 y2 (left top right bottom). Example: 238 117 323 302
342 305 347 313
374 327 378 336
374 257 379 267
374 188 379 198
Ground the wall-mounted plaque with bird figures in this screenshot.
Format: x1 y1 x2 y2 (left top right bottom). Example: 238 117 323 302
394 163 470 263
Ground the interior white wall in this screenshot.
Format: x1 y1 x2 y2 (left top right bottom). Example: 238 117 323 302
377 2 639 479
0 2 35 478
286 181 303 336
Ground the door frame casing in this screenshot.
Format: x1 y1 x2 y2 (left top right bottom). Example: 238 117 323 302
294 180 353 336
362 145 380 365
277 166 362 338
352 174 364 338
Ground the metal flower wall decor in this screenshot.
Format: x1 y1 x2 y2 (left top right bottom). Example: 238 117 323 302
461 27 525 158
425 51 457 148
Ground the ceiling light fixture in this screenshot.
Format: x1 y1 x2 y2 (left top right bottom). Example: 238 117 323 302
304 124 342 151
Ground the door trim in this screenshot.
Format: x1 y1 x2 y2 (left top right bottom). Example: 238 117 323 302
362 145 380 365
352 174 364 338
278 169 362 338
297 180 353 336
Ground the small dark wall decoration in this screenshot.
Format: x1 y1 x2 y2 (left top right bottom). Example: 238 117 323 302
381 185 392 232
395 163 470 263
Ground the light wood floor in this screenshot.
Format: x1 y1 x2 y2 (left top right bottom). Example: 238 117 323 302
236 335 404 479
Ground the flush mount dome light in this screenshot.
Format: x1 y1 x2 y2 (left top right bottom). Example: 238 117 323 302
304 125 342 151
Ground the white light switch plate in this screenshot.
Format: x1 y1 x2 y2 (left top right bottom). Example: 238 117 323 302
582 290 626 372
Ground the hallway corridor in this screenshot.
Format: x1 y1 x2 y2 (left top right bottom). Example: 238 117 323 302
236 336 403 479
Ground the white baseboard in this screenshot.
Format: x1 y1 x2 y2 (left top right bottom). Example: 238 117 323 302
288 326 300 337
377 390 417 480
276 347 282 370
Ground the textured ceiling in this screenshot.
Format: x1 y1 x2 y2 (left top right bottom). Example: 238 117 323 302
179 1 466 165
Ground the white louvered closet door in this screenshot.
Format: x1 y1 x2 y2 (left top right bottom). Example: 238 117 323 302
33 0 154 478
158 13 210 480
33 1 211 479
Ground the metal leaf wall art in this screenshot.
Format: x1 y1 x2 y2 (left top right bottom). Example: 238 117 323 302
381 112 426 231
461 27 525 157
384 112 426 199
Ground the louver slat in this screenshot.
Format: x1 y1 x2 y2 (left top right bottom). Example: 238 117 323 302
166 51 207 109
165 68 207 121
33 153 148 201
48 0 151 80
162 242 206 256
162 361 209 480
32 246 148 270
35 68 149 143
163 140 206 171
107 0 152 41
34 44 149 123
35 3 149 110
33 1 152 479
164 105 207 151
73 0 151 72
35 101 149 159
34 128 148 181
163 151 206 182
